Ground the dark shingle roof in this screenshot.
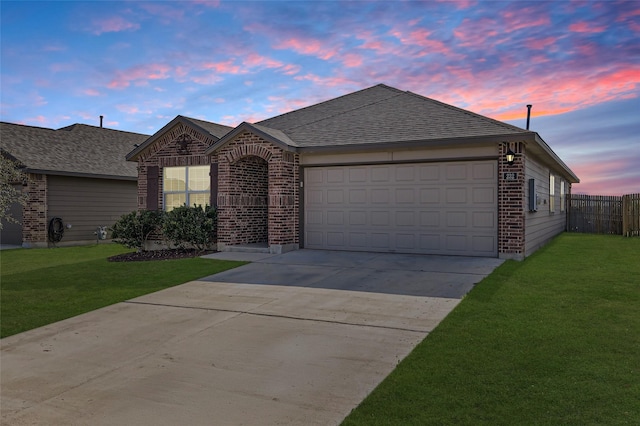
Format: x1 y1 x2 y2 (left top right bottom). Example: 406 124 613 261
0 122 148 179
181 116 234 139
257 84 530 147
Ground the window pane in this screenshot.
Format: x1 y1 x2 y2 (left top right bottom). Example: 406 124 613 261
165 193 186 211
164 167 186 191
189 166 210 191
189 193 209 208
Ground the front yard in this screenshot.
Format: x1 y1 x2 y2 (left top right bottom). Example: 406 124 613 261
0 244 245 338
342 233 640 425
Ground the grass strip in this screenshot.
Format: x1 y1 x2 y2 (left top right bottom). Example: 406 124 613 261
1 244 245 338
342 233 640 425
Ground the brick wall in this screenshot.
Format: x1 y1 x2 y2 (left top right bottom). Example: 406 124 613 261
136 123 214 211
217 156 268 244
22 173 47 246
215 132 299 250
498 142 525 259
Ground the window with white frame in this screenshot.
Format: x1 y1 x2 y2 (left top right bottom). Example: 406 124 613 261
549 174 555 213
163 165 210 211
560 180 565 212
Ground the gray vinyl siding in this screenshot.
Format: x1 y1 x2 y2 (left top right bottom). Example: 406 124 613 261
0 184 24 245
47 176 137 243
524 156 566 256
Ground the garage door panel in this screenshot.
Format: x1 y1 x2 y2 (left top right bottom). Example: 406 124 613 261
349 168 367 182
473 162 496 180
472 187 495 203
304 161 497 257
419 165 440 181
371 189 389 203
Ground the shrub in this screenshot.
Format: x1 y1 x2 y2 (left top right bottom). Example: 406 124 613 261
162 204 216 251
110 210 164 252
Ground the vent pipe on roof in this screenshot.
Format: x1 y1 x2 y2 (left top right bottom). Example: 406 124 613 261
526 105 532 130
100 115 104 128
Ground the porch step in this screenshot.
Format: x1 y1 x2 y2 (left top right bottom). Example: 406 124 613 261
225 243 270 254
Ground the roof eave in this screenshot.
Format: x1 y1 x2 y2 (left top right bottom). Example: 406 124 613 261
205 122 298 155
297 133 534 154
23 168 137 181
529 133 580 183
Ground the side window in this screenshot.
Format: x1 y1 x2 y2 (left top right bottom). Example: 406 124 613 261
560 180 565 212
549 174 555 213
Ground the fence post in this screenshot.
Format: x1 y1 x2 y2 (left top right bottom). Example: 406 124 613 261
623 194 628 237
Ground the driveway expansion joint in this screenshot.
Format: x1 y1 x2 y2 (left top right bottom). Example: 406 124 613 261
124 300 429 334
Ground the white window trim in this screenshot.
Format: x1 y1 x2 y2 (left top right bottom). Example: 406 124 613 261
549 174 555 213
560 180 566 212
163 165 210 211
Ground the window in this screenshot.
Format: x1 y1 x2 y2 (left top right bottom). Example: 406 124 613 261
549 174 555 213
560 180 566 212
163 165 210 211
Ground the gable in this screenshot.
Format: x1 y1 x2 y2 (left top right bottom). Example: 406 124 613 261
126 115 233 162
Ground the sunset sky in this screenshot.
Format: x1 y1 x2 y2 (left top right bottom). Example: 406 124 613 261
1 1 638 195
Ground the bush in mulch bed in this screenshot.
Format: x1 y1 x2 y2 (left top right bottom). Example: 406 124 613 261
108 249 215 262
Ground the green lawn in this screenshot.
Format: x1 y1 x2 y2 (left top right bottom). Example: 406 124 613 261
343 233 640 425
0 244 245 338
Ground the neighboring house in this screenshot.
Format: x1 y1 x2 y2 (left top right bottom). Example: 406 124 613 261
127 84 579 260
0 122 149 247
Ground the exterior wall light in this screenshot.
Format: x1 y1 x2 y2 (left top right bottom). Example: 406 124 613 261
506 147 515 165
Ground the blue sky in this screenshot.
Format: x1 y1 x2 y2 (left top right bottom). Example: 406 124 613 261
1 0 638 195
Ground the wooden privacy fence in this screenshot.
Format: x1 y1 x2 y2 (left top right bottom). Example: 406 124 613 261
568 193 640 236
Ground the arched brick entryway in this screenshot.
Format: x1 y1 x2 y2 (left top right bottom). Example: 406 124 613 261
225 155 268 245
214 131 300 253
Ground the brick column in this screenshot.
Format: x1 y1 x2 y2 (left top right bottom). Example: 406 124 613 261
498 142 525 259
268 151 299 250
22 173 48 247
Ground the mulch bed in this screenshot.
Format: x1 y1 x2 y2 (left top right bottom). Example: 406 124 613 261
108 249 215 262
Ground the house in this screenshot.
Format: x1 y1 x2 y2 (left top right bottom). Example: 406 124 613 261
127 84 579 260
0 122 149 247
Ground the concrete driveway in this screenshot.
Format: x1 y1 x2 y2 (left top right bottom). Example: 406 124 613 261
1 250 502 426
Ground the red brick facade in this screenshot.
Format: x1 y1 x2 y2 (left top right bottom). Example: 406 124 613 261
213 132 299 252
136 123 216 211
498 142 526 259
22 173 48 247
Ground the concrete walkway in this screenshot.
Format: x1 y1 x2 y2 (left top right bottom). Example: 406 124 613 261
1 250 503 426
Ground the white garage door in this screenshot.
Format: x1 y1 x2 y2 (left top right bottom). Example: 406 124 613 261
304 161 497 257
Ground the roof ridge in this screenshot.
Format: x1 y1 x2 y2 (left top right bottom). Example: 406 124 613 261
0 121 57 132
257 83 400 128
285 91 405 131
57 123 150 136
404 90 530 134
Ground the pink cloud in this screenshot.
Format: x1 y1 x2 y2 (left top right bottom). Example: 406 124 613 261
200 60 241 74
281 64 301 75
500 8 551 32
525 36 560 50
454 18 503 48
107 63 172 89
342 53 363 68
83 89 101 96
570 159 640 196
243 53 283 69
190 74 223 85
569 21 607 33
91 16 140 35
274 38 338 60
392 28 452 55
